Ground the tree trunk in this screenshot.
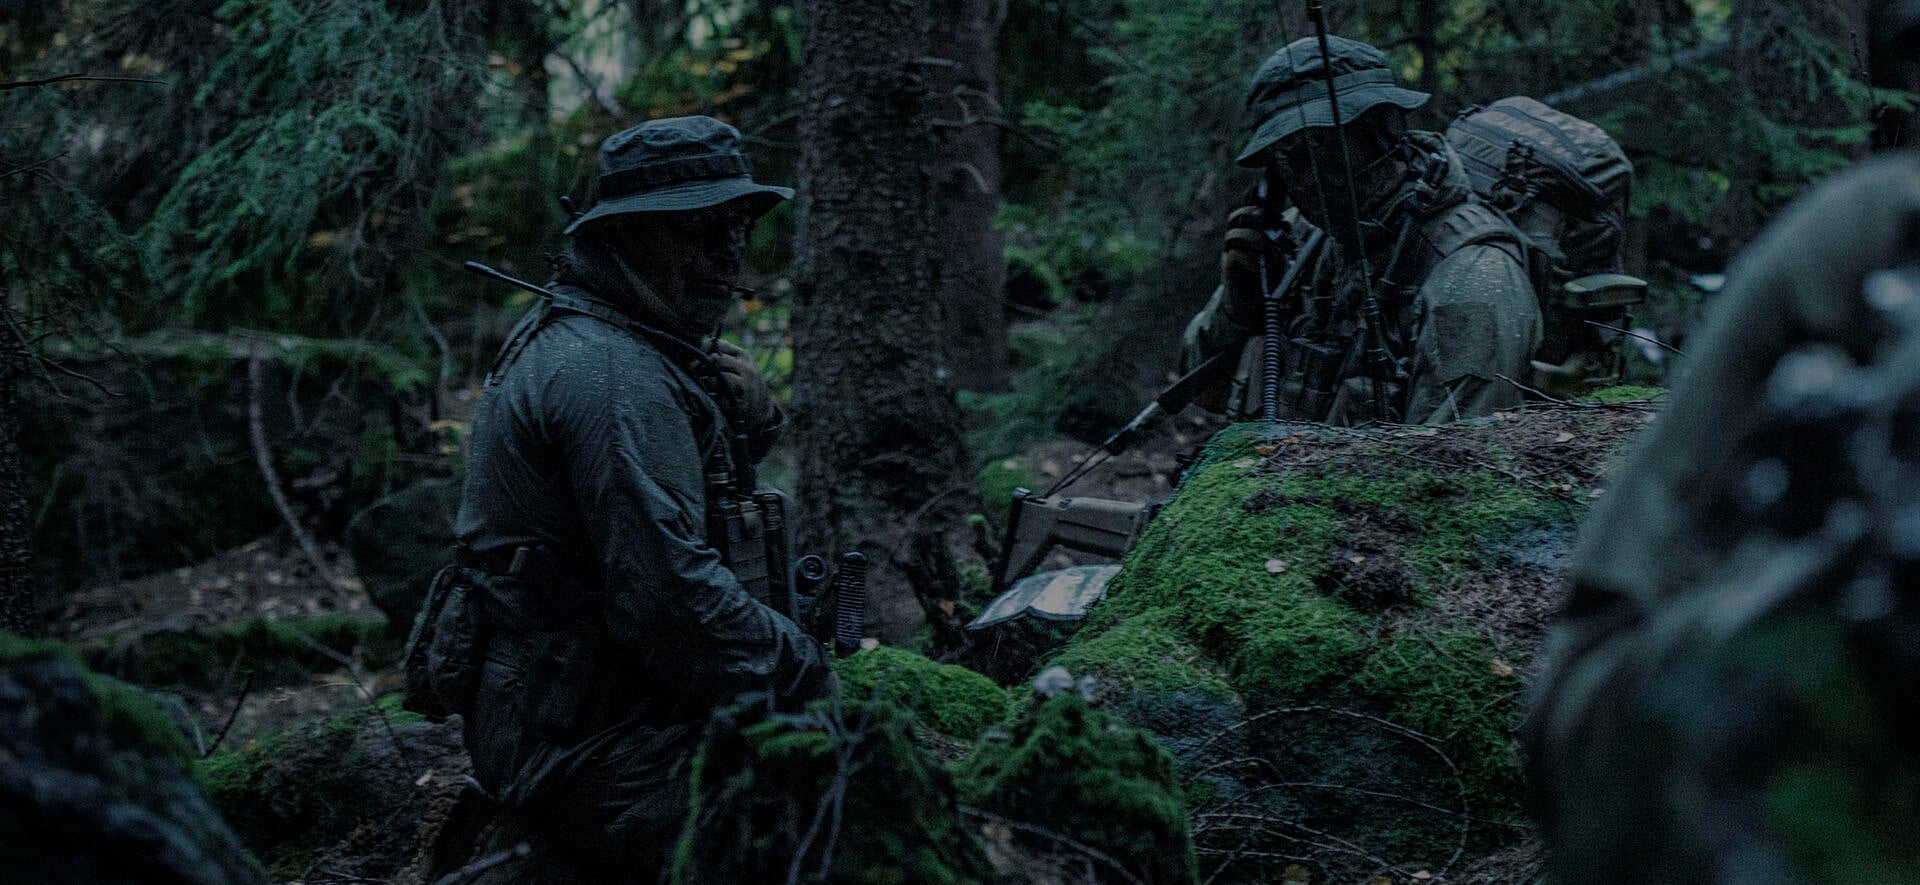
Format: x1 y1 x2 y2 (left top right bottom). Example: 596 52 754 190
1413 0 1441 98
0 304 35 635
929 0 1009 392
1725 0 1874 239
794 0 981 644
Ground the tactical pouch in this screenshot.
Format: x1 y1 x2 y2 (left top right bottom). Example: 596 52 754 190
403 565 489 721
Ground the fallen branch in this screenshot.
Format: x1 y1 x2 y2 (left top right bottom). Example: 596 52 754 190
0 73 165 90
247 351 340 594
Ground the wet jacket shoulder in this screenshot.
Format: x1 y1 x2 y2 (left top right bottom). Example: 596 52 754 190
1401 162 1540 423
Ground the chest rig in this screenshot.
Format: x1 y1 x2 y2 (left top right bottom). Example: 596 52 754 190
487 286 796 619
1278 147 1525 422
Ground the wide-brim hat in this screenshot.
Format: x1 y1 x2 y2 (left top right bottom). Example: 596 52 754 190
565 115 794 236
1234 36 1430 167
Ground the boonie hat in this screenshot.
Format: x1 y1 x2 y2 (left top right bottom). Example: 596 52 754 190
565 115 794 235
1235 35 1430 168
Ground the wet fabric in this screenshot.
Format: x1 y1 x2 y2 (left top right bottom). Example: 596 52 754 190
450 276 833 872
1237 35 1431 166
1526 152 1920 883
1185 132 1540 424
565 115 792 235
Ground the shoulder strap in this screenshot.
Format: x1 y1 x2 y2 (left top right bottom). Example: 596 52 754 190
485 297 556 388
1426 201 1528 266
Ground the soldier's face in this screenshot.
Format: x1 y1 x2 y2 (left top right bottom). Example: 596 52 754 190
1269 129 1341 232
627 204 754 331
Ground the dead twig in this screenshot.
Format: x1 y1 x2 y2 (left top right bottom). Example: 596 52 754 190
202 673 254 758
247 351 342 596
1187 704 1473 875
1494 373 1659 412
959 805 1150 885
1582 319 1685 357
1 151 68 180
0 74 165 90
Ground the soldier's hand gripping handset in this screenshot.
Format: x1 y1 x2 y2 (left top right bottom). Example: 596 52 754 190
1219 170 1296 329
708 338 779 437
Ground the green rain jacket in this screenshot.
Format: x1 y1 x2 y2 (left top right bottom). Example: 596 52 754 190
1183 132 1541 425
451 282 832 823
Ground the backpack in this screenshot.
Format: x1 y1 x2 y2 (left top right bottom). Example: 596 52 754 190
1447 96 1646 375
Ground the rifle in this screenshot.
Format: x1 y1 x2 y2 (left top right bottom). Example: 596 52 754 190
970 349 1242 628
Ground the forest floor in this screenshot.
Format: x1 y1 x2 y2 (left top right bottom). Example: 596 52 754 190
45 395 1660 883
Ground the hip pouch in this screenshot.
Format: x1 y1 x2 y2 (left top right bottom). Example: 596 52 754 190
402 565 490 721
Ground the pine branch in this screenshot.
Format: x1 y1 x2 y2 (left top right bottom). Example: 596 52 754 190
0 74 165 90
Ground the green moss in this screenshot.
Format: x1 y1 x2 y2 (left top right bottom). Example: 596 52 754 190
84 616 397 692
1048 422 1581 872
1353 628 1527 816
1583 384 1666 403
1049 609 1233 699
0 632 194 764
835 646 1014 740
1267 467 1569 585
193 710 382 880
958 694 1198 884
977 456 1040 527
674 699 994 884
1230 588 1367 695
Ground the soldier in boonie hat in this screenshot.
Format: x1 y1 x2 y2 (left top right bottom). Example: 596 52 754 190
1234 35 1431 168
563 115 793 235
441 114 833 880
552 115 791 349
1179 32 1544 427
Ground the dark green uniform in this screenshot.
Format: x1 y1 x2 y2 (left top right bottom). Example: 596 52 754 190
451 280 832 872
1527 151 1920 882
1183 132 1540 424
1185 36 1541 425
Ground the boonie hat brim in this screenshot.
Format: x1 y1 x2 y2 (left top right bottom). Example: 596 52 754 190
1235 84 1430 167
564 176 794 236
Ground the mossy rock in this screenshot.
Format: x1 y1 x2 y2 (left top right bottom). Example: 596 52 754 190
1053 415 1636 882
82 615 397 692
959 692 1198 884
672 698 996 884
195 701 461 880
834 646 1014 740
0 632 264 884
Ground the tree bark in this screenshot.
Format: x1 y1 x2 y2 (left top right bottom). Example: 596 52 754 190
929 0 1009 391
0 304 35 635
1725 0 1874 239
1413 0 1442 98
794 0 982 644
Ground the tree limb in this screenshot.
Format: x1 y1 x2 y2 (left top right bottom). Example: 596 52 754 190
247 351 341 594
0 74 165 90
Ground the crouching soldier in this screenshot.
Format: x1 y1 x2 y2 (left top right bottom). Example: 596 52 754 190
1184 35 1541 425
